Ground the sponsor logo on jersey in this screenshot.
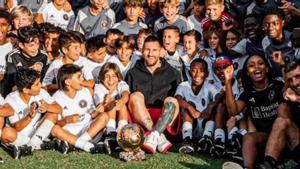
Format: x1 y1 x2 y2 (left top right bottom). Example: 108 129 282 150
79 100 87 108
249 97 255 103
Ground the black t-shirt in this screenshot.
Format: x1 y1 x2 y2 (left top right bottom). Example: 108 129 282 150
239 80 284 133
1 49 48 96
286 101 300 127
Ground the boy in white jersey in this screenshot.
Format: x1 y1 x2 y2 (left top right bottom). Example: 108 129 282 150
36 0 75 30
94 63 130 151
107 36 136 78
1 69 62 159
42 31 94 94
85 36 110 83
51 64 109 154
176 58 219 154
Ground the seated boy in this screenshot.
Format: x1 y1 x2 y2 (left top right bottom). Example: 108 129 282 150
1 69 62 159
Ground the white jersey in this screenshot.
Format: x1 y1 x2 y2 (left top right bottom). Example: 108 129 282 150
4 89 54 133
0 43 13 74
202 48 217 82
211 74 241 99
175 80 219 111
85 55 110 83
107 56 136 78
42 57 93 86
0 94 4 104
53 87 94 127
164 46 185 73
187 15 203 36
180 52 200 82
132 50 142 64
94 81 129 106
38 2 74 30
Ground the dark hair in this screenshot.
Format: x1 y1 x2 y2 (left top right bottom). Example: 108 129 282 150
204 27 225 52
99 62 123 83
163 25 180 35
70 31 86 44
0 8 12 25
124 0 145 7
18 26 39 43
138 28 154 37
190 58 209 75
245 13 263 26
194 0 205 5
241 54 274 91
264 7 285 21
143 35 162 47
86 36 106 54
58 31 82 50
115 35 136 50
15 68 40 91
105 29 124 39
284 59 300 74
183 30 202 42
57 64 82 90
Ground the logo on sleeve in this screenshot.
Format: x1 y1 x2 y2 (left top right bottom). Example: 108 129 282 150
268 90 275 101
201 98 206 106
79 100 87 108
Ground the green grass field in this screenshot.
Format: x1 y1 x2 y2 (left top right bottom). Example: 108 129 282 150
0 147 223 169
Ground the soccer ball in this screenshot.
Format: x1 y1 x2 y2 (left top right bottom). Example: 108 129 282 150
117 124 145 152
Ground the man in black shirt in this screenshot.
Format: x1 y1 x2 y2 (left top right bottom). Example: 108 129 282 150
2 26 48 96
258 60 300 169
125 35 181 154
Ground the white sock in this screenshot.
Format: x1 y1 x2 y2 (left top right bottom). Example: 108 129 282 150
182 121 193 139
214 128 225 143
228 127 239 140
79 132 92 142
0 129 2 139
239 129 247 135
117 120 128 131
28 119 54 149
106 119 116 134
11 133 30 146
74 139 94 152
203 121 215 138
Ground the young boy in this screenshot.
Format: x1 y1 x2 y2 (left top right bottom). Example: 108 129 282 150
202 0 238 32
85 35 111 83
0 9 13 95
43 24 65 61
113 0 147 37
42 31 94 94
176 58 219 154
104 29 124 57
133 28 154 61
73 0 115 38
1 69 62 159
162 26 185 78
4 26 48 97
51 64 109 154
187 0 206 37
36 0 75 30
154 0 192 34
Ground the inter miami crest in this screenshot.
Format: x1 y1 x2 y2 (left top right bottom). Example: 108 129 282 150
63 14 69 21
201 98 206 106
79 100 87 108
101 20 108 28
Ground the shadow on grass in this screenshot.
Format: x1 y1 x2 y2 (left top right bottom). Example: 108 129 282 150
179 161 210 169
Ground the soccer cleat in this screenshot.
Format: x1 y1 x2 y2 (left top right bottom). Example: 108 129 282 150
197 136 214 153
104 132 120 152
143 131 159 154
157 133 172 153
12 145 21 159
231 133 243 152
214 138 226 157
222 161 243 169
58 141 69 154
40 139 56 150
90 142 110 154
179 137 194 154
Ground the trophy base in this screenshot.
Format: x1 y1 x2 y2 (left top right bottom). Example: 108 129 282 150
119 149 146 162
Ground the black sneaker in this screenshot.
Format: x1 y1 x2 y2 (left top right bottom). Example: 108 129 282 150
40 139 56 150
179 137 194 154
231 133 243 152
12 145 20 159
197 136 214 153
214 138 226 157
58 141 69 154
104 132 120 152
90 141 111 154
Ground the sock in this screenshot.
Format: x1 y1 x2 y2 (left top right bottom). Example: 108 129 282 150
264 155 277 167
117 120 128 131
228 127 239 140
28 119 55 149
79 132 92 142
214 128 225 143
11 133 30 146
106 119 116 134
74 139 94 152
182 122 193 139
203 121 215 138
239 129 247 135
0 129 2 139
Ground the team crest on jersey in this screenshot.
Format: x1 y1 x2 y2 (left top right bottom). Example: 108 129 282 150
79 100 87 108
268 90 275 101
101 20 108 28
63 14 69 21
201 98 206 106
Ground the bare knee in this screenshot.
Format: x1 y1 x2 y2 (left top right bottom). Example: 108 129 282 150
51 125 61 137
2 127 17 143
129 92 145 103
273 117 291 131
164 97 179 106
277 103 292 118
96 112 109 125
45 113 58 123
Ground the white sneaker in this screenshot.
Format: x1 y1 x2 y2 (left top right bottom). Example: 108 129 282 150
157 133 172 153
143 131 159 154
